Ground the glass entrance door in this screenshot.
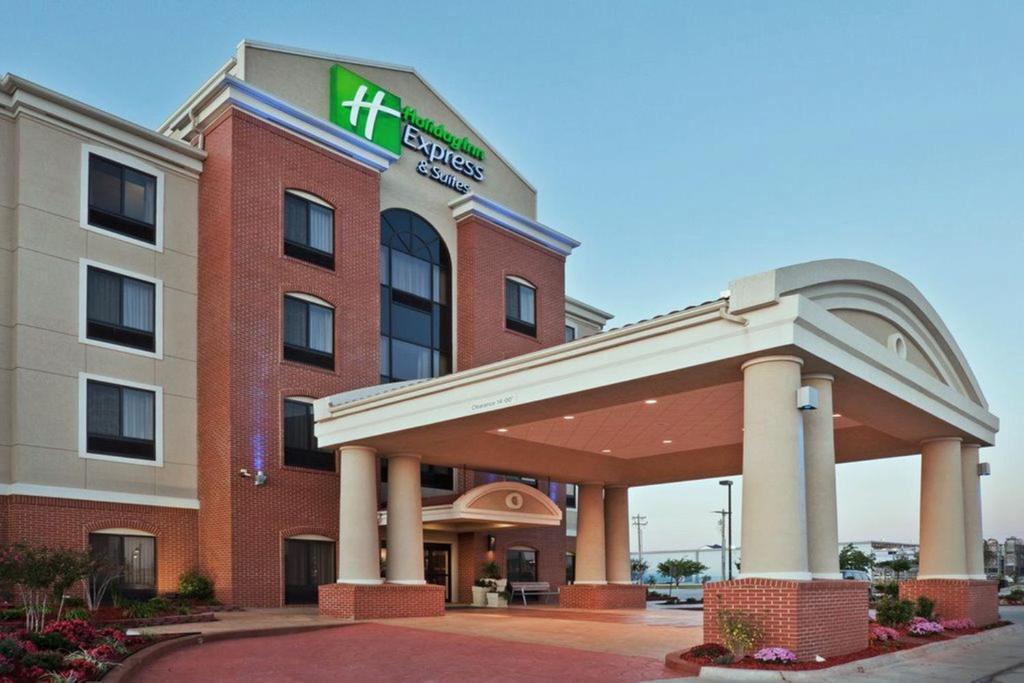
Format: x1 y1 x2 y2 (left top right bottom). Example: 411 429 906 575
284 539 335 604
423 543 451 602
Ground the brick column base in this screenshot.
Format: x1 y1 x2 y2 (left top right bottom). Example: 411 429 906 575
899 579 998 626
703 579 868 661
318 583 445 620
559 584 646 609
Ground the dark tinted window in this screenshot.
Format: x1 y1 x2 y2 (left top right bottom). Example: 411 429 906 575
380 209 451 383
283 399 335 471
506 278 536 336
87 154 157 244
89 533 156 601
284 193 334 268
86 266 156 352
86 380 156 461
283 296 334 369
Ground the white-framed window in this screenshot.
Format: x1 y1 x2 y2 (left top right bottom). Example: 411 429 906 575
78 259 163 359
564 323 578 342
80 144 165 252
284 190 335 269
505 276 537 337
78 372 163 467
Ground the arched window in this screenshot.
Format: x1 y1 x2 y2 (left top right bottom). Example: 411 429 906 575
379 209 451 382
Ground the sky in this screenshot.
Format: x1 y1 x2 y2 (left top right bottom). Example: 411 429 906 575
3 1 1021 552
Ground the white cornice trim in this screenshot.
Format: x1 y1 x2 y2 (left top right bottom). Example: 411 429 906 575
449 193 580 256
0 483 199 510
0 74 204 174
565 296 614 327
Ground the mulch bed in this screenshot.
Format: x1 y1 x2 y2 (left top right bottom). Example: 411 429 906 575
674 621 1014 672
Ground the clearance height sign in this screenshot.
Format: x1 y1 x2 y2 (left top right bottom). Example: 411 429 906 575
328 64 486 193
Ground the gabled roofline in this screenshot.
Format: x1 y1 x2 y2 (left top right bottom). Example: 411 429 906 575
230 39 537 193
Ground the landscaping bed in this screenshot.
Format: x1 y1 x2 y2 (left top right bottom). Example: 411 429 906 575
0 619 183 682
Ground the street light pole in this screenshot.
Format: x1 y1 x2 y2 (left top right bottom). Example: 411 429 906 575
719 480 734 580
631 514 647 583
712 510 727 580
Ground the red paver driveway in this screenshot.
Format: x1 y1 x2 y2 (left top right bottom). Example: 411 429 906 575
134 623 678 682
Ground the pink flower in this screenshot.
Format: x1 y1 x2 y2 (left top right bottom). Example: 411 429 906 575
870 625 901 642
908 619 945 636
940 618 976 631
753 647 797 663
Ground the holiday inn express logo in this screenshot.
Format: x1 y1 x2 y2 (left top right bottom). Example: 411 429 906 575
329 64 403 155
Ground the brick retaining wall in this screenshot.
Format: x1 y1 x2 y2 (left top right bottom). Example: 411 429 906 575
899 579 999 626
318 583 445 619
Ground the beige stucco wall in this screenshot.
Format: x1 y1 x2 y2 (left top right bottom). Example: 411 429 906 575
832 309 942 381
0 109 199 500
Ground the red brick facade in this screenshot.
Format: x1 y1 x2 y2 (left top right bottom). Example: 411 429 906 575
0 495 197 594
703 578 869 661
560 585 646 609
899 579 999 626
196 109 380 606
318 583 445 619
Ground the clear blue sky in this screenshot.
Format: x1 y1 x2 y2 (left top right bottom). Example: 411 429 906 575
4 1 1021 550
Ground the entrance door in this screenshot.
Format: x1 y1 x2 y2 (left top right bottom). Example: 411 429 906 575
423 543 451 602
284 539 335 604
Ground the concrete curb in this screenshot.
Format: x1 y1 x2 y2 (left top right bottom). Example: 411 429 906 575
104 622 357 682
697 624 1023 681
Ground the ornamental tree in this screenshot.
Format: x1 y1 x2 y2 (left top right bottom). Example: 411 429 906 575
656 558 707 595
839 544 875 572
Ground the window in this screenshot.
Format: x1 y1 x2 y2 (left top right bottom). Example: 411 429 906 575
506 474 537 488
380 209 451 383
89 533 156 601
283 295 334 369
566 552 576 584
380 460 454 491
284 192 334 269
83 263 158 354
565 483 577 509
86 152 158 244
505 277 536 337
565 324 577 342
507 547 538 582
284 539 336 604
82 377 159 463
283 398 335 471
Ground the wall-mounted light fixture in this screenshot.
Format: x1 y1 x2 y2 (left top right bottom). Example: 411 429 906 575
487 534 496 551
239 468 252 478
254 470 268 487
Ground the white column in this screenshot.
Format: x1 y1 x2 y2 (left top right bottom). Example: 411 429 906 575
803 373 841 579
739 355 811 580
386 453 426 585
575 483 607 584
961 443 986 579
604 486 631 584
919 437 968 579
337 445 383 584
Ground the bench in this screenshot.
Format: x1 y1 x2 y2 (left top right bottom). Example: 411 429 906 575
510 581 559 606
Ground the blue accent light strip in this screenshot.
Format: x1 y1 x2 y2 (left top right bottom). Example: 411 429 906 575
472 195 581 250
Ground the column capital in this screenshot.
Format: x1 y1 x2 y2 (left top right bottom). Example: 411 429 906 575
921 436 963 447
385 452 421 461
802 373 834 383
338 444 378 456
740 355 804 372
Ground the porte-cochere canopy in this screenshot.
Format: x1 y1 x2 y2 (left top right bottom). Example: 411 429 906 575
315 259 998 487
378 481 562 532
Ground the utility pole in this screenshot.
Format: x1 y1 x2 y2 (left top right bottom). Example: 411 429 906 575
712 509 728 581
631 514 647 584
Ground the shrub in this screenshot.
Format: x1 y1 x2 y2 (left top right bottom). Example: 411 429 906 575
0 607 24 622
874 582 899 599
21 650 65 670
940 618 975 631
869 625 901 642
688 643 731 661
42 620 99 650
914 596 935 620
753 647 796 664
178 569 215 602
480 561 501 580
64 608 91 622
718 610 761 658
908 617 944 636
123 600 157 619
0 637 25 660
876 597 915 627
26 631 73 652
1007 588 1024 604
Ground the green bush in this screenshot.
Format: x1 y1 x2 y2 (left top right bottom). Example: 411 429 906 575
0 607 24 621
21 651 65 670
62 596 86 609
123 600 158 619
64 607 91 622
876 597 916 627
26 631 72 651
0 637 25 660
874 582 899 599
915 595 935 620
178 569 215 602
1008 588 1024 603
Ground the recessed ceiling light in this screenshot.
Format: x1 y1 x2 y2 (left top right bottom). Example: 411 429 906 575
644 399 658 405
497 428 508 433
662 439 673 444
601 449 612 453
563 415 575 420
832 413 842 418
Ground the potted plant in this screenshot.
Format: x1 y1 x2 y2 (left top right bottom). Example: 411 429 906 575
480 561 502 608
472 578 490 607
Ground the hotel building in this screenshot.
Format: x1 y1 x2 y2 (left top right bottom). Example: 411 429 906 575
0 41 1001 658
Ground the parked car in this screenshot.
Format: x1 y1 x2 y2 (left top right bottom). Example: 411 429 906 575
841 569 875 599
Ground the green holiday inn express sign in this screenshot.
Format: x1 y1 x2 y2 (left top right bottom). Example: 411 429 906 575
328 64 486 192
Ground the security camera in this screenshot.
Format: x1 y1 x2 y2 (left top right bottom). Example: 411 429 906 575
796 386 819 411
239 468 252 478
